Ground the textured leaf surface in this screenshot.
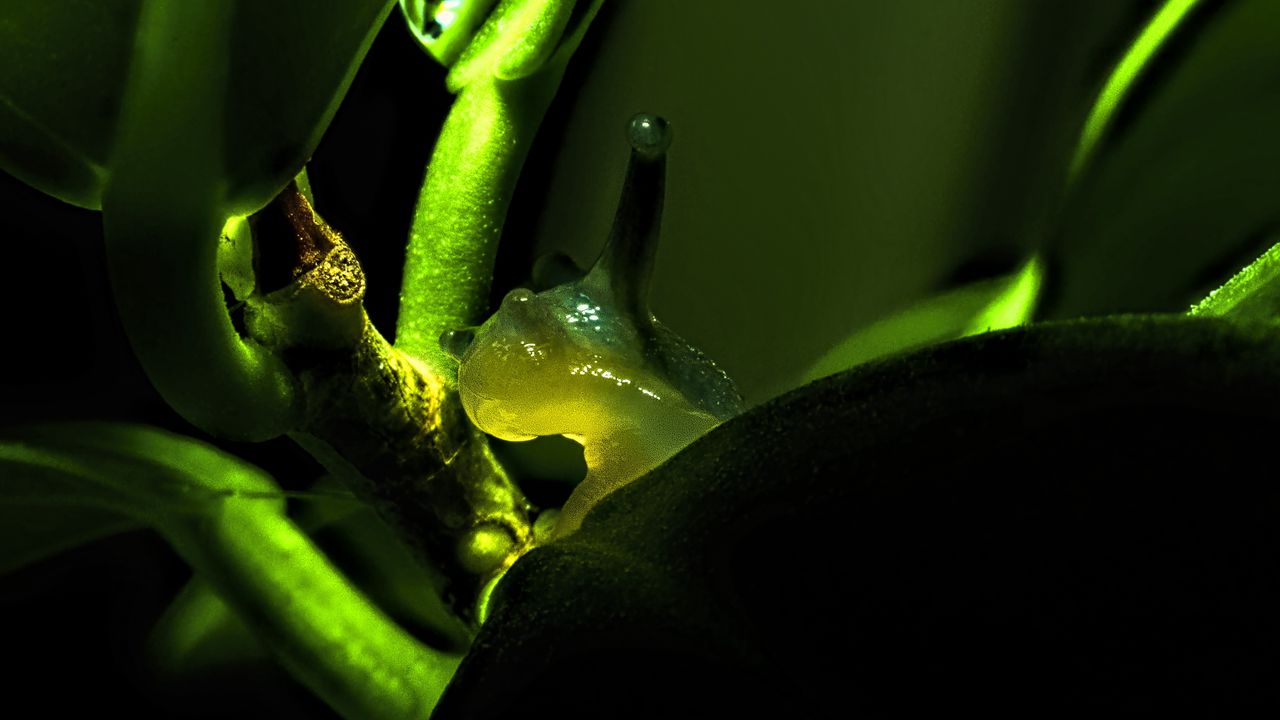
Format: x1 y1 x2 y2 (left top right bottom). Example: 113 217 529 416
439 316 1280 716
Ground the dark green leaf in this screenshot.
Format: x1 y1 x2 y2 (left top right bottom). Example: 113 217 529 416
0 504 138 575
0 422 278 574
220 0 397 213
0 0 136 208
440 315 1280 716
0 0 394 212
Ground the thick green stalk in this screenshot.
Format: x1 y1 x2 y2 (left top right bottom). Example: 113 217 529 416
2 422 460 718
163 502 461 720
396 0 605 379
246 186 534 623
101 0 297 440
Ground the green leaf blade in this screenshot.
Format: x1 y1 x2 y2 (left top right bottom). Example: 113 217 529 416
1050 0 1280 317
797 257 1042 386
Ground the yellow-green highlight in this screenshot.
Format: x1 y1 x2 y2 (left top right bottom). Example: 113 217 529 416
964 256 1043 335
1189 241 1280 319
800 257 1043 383
1067 0 1203 185
165 504 462 720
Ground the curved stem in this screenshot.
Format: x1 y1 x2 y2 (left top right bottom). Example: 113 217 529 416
101 0 298 440
396 0 606 380
163 501 461 720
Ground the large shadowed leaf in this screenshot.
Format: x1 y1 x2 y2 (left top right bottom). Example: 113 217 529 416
1049 0 1280 317
438 315 1280 716
0 0 395 212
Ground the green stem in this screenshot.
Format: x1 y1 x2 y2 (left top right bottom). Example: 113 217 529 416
396 0 606 379
162 498 461 719
101 0 297 440
3 422 460 718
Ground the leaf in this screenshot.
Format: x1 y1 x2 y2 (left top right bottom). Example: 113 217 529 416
0 503 139 576
0 424 283 561
1049 0 1280 317
0 423 281 519
796 257 1042 386
0 0 395 212
0 422 276 575
1189 239 1280 319
439 315 1280 716
0 0 134 208
220 0 398 214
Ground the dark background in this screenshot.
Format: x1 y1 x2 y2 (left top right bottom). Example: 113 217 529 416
2 0 1274 715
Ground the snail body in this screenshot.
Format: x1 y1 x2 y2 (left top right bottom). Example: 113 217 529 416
444 114 742 538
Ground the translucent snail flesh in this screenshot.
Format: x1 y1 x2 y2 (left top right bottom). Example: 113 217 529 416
443 113 743 539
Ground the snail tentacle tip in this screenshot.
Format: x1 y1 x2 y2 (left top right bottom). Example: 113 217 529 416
627 113 672 158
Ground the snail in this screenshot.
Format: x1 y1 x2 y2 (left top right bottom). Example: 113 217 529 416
442 113 743 539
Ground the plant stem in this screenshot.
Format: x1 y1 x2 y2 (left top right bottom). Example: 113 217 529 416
248 186 533 623
396 0 606 380
163 499 461 720
101 0 298 440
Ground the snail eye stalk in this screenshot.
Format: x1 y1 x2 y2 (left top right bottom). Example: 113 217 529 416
585 113 673 321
